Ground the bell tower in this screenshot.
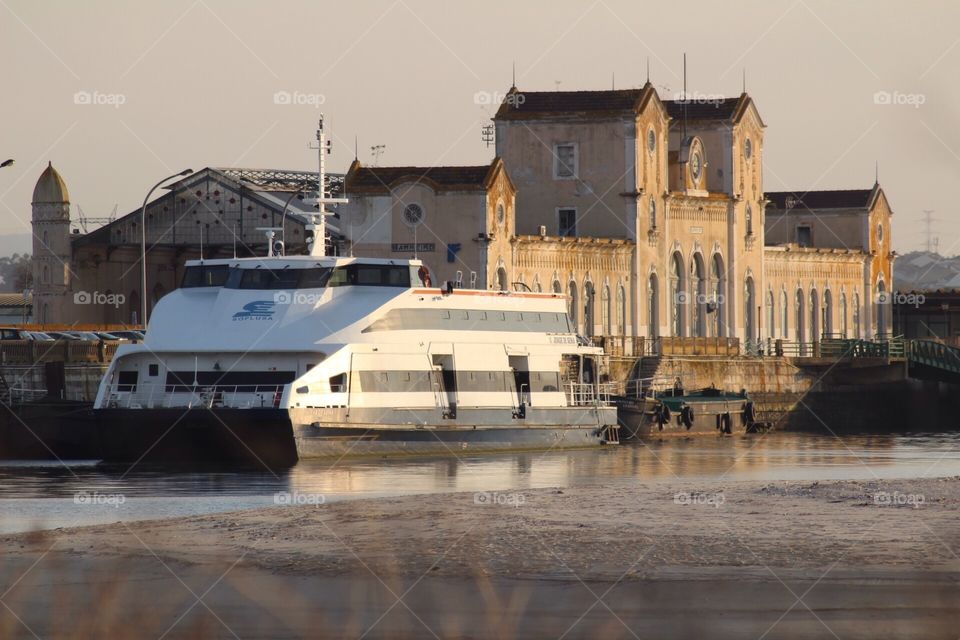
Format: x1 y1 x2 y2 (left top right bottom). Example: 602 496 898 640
31 162 72 323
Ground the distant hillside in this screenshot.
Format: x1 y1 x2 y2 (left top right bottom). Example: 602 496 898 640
895 251 960 291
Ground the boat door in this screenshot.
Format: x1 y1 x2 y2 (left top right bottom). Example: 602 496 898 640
431 354 457 418
508 355 530 413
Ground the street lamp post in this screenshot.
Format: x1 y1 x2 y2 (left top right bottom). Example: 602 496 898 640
141 169 193 327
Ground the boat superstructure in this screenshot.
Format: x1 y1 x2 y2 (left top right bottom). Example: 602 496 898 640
93 255 619 464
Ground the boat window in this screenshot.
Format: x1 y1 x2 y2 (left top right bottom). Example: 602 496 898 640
181 264 230 288
224 267 331 290
327 264 411 288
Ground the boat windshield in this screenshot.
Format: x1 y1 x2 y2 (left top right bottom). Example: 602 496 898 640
225 267 332 290
181 264 231 288
221 264 411 290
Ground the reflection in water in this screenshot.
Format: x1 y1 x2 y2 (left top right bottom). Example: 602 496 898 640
1 432 958 534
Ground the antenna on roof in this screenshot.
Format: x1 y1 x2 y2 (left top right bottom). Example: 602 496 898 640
682 53 688 141
612 72 615 90
354 136 358 161
875 160 879 185
646 58 650 83
554 80 561 91
370 144 386 166
511 61 516 89
742 68 747 93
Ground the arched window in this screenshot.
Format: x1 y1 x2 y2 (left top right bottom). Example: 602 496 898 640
765 290 775 340
744 277 755 345
839 292 848 338
876 281 888 337
496 267 508 292
648 274 659 338
669 253 684 337
648 198 657 229
853 292 861 338
823 289 833 337
583 281 595 338
553 279 562 294
795 289 805 344
779 289 788 339
533 280 542 293
710 254 725 337
810 289 820 342
690 255 705 337
601 285 611 336
745 203 753 236
568 281 579 330
616 285 626 336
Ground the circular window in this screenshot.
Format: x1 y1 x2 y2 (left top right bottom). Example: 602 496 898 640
691 151 703 181
647 129 656 153
403 203 424 226
877 223 883 243
745 138 753 160
496 203 505 225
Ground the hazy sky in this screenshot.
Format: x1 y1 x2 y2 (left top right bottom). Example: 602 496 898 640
1 0 958 254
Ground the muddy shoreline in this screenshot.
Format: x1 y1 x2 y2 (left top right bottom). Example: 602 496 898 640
2 477 959 638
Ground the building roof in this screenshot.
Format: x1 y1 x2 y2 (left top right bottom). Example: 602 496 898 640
663 97 744 121
32 162 69 204
214 167 343 197
766 188 876 211
0 293 32 307
495 88 647 119
345 159 505 193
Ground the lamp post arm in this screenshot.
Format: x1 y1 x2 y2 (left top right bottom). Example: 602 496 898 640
141 169 193 327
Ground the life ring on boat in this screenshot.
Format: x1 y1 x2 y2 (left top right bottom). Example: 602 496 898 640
680 405 694 429
659 404 671 426
418 265 432 287
743 401 756 425
721 413 732 434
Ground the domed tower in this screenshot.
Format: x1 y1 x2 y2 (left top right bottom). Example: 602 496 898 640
31 162 72 324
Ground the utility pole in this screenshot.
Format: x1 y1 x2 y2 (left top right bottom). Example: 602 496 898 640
922 210 937 253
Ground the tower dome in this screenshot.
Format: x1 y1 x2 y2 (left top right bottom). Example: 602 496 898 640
32 162 69 204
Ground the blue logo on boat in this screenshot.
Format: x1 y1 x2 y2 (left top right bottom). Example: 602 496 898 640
232 300 276 321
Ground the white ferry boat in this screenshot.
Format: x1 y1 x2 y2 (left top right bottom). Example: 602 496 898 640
93 117 617 465
92 255 619 465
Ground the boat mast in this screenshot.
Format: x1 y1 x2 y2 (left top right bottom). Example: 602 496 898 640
309 114 348 257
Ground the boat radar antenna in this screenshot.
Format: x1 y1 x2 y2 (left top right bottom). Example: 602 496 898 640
308 114 349 257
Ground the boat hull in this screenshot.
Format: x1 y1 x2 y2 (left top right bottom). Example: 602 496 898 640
289 406 616 457
93 405 617 464
616 395 750 438
94 408 298 467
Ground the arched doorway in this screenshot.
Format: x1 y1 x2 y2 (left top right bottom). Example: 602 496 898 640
552 279 562 295
669 252 685 337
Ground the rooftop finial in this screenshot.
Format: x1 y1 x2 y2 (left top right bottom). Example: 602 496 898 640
743 68 746 94
511 61 516 89
875 160 879 185
646 58 650 83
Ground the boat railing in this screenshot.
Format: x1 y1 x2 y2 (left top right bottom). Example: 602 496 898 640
109 382 287 409
622 375 674 398
0 386 50 404
565 382 615 407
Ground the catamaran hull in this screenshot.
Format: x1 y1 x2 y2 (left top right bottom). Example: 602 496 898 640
93 405 617 464
94 408 298 467
289 406 617 457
